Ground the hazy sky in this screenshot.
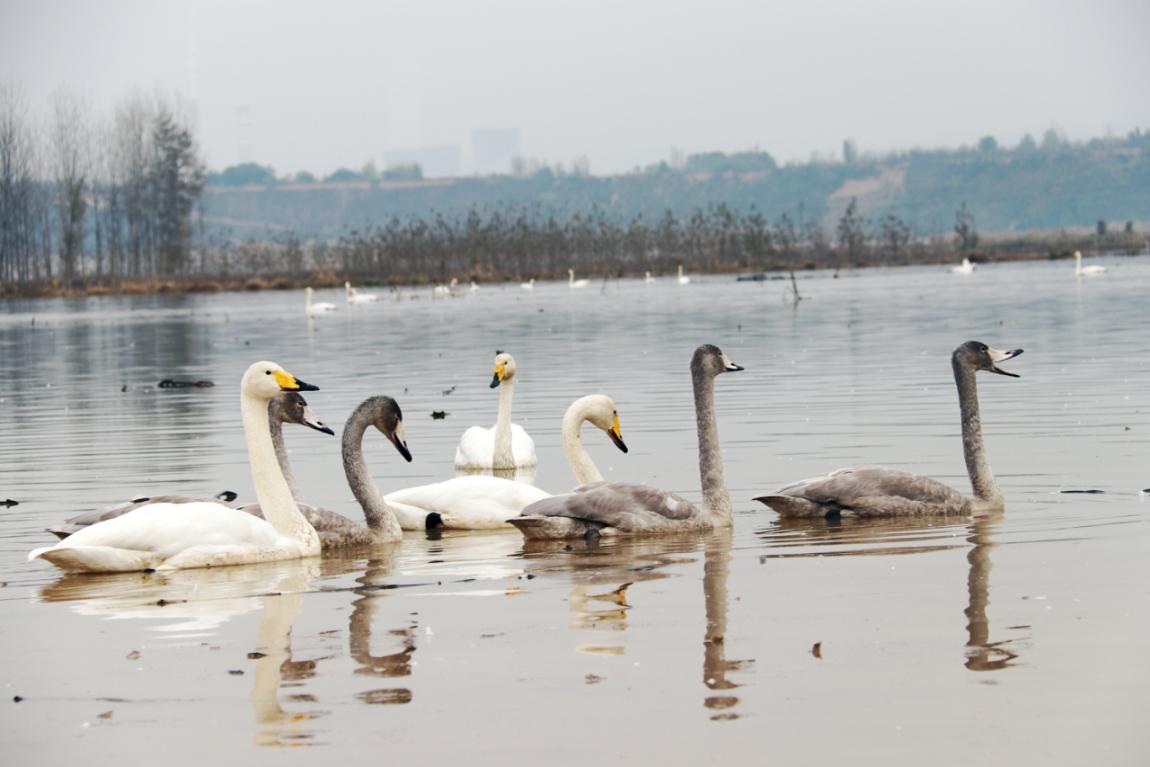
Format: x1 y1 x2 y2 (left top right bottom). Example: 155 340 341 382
3 0 1149 176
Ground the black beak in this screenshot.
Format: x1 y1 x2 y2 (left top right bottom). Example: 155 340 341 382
291 378 320 392
308 422 336 436
725 362 745 372
608 429 629 454
489 372 501 389
990 348 1024 377
388 432 413 462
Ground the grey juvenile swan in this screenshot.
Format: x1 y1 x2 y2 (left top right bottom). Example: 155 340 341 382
48 393 335 539
509 344 743 539
754 341 1023 518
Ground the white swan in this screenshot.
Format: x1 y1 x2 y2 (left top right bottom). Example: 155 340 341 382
644 271 656 284
454 351 537 471
469 280 480 293
754 342 1023 517
432 278 459 298
1074 251 1107 276
677 265 691 285
29 362 324 572
568 269 589 288
509 344 742 539
305 287 336 316
520 278 535 290
952 257 976 275
346 281 381 304
386 394 629 530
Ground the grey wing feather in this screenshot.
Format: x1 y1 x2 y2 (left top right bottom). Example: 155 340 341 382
520 482 700 532
756 466 969 517
48 495 225 539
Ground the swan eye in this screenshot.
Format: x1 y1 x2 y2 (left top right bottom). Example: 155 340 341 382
265 370 271 375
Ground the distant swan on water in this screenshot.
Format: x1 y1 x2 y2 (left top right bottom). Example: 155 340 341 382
520 278 535 290
30 362 326 572
677 265 691 285
754 341 1023 518
509 344 743 539
645 271 656 284
346 281 381 304
568 269 589 288
1074 251 1107 276
305 287 336 316
952 257 976 275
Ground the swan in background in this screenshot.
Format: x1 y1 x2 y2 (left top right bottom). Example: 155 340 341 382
645 271 656 284
677 265 691 285
755 341 1023 517
510 344 743 539
47 393 334 539
568 269 589 288
305 287 336 316
386 393 629 530
433 278 459 298
455 351 537 471
29 362 325 572
520 278 535 290
346 281 381 304
469 280 480 293
952 257 976 274
1074 250 1107 276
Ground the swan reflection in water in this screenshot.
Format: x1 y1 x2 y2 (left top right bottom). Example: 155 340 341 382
523 529 752 719
756 511 1028 671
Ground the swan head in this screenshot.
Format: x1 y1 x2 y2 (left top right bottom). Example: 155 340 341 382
305 287 313 295
954 342 1024 377
692 344 745 378
490 351 518 388
1074 251 1082 261
366 396 412 462
576 395 628 453
243 361 319 401
271 392 335 435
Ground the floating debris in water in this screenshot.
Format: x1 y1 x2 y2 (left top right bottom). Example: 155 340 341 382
584 674 603 685
97 710 113 720
125 650 140 661
811 641 823 659
430 410 448 419
441 386 456 396
1 499 18 507
247 652 267 659
227 669 244 676
357 688 413 705
13 695 23 703
1059 489 1105 494
120 385 128 393
157 379 215 389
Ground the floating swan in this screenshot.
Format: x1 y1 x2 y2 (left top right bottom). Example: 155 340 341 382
469 281 480 293
1074 250 1107 276
509 344 743 539
433 278 459 298
29 362 325 572
305 287 336 316
385 394 628 530
754 341 1023 517
568 269 589 288
346 281 381 304
645 271 656 284
952 257 976 274
677 265 691 285
520 278 535 290
454 351 537 471
46 393 334 539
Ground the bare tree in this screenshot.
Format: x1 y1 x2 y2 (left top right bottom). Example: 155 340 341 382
49 89 91 286
0 84 38 285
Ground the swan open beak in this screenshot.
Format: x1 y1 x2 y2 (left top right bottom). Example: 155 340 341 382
274 370 319 392
387 423 413 462
721 353 745 372
608 415 628 453
987 347 1023 377
300 403 335 436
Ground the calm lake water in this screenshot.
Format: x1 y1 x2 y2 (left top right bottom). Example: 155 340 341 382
1 257 1148 765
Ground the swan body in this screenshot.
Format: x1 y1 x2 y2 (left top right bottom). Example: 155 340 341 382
1074 251 1107 276
455 351 537 471
510 344 742 539
568 269 589 288
520 278 535 290
387 394 628 530
755 342 1023 518
952 258 976 274
469 281 480 293
30 362 324 572
645 271 655 284
305 287 336 316
677 265 691 285
346 281 381 304
433 278 459 298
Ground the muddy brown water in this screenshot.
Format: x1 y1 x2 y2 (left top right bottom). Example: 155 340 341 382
1 258 1148 764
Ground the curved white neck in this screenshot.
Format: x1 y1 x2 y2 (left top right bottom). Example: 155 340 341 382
241 389 318 551
492 378 516 469
562 403 603 484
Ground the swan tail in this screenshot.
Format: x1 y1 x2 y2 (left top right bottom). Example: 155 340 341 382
29 544 157 573
752 495 824 517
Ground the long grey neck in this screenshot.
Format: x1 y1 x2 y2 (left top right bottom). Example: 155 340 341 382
342 403 401 541
562 403 602 484
693 366 732 524
953 359 1001 505
268 417 300 500
492 378 515 469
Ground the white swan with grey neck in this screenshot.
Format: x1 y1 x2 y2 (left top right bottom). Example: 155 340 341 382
454 351 537 471
29 362 324 572
755 341 1023 517
509 344 743 539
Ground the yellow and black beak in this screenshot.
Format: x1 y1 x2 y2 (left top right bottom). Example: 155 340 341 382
607 415 628 453
386 422 413 463
273 370 319 392
490 363 505 389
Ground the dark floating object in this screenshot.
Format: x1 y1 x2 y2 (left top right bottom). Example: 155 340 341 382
735 272 784 282
430 410 448 420
1059 489 1105 494
228 670 245 676
158 379 215 389
441 385 456 396
247 652 267 660
215 490 238 503
1 499 18 507
120 385 128 393
811 641 823 659
13 695 23 703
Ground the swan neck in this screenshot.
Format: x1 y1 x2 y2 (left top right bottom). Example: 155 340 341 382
493 378 515 469
342 403 401 541
562 402 603 484
241 389 317 549
268 415 300 500
953 359 1001 504
693 366 732 524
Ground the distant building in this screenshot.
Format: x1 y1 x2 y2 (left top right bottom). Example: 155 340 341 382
384 146 460 179
471 129 521 175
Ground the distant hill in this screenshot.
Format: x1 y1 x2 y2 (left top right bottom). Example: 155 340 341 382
202 129 1150 239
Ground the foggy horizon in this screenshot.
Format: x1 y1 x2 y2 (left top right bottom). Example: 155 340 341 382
3 0 1150 177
